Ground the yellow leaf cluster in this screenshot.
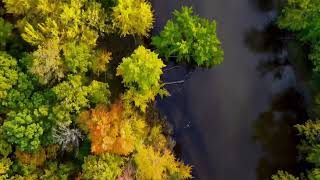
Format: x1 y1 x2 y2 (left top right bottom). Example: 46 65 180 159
0 158 12 176
9 0 105 47
112 0 154 37
134 145 192 180
91 51 112 75
3 0 34 15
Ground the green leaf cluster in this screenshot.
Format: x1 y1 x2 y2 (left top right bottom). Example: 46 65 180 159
278 0 320 74
288 120 320 179
271 170 298 180
51 75 90 124
117 46 168 111
0 52 18 99
278 0 320 43
0 18 13 49
62 42 92 74
152 6 224 68
0 64 55 151
3 110 44 151
82 153 124 180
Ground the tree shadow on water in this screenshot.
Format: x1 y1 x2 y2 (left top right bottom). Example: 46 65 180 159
244 20 296 80
257 54 290 80
248 0 284 13
244 21 285 54
253 88 308 179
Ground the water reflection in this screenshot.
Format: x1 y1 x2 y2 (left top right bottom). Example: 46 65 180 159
244 22 285 54
244 19 292 80
246 3 308 178
253 88 308 179
249 0 283 12
257 53 289 80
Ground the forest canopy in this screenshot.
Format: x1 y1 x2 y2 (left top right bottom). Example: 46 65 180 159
0 0 224 179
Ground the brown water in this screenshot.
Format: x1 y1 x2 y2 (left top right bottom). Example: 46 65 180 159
152 0 310 179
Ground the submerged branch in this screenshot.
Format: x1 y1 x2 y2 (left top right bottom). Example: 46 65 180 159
164 80 185 85
163 65 182 72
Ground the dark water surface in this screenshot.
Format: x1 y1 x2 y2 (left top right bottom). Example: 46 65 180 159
152 0 310 179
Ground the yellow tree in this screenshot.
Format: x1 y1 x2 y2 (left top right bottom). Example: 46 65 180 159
112 0 154 37
0 52 18 99
116 46 168 112
134 145 192 180
3 0 110 84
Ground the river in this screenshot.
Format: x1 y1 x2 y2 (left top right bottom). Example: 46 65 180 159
152 0 310 179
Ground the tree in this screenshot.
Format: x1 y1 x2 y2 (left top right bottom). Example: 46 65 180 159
40 161 76 180
52 125 83 151
91 51 112 75
112 0 154 37
78 102 135 155
3 0 34 15
0 0 194 178
3 110 44 151
0 52 18 99
0 72 35 111
295 120 320 154
134 145 192 180
51 75 110 124
15 148 47 167
81 1 110 33
3 0 109 85
51 75 90 124
88 80 111 105
62 41 92 74
152 6 224 68
271 170 298 180
278 0 320 74
0 157 12 179
0 129 12 179
9 160 76 179
292 120 320 179
116 46 168 111
81 153 124 180
0 128 13 158
308 168 320 180
278 0 320 43
0 18 13 49
16 0 103 47
29 39 65 84
146 125 168 151
0 71 56 151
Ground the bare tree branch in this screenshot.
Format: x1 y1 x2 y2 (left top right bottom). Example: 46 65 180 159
164 80 185 85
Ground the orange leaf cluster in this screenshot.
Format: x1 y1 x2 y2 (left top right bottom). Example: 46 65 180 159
15 144 60 167
78 102 134 155
15 148 46 166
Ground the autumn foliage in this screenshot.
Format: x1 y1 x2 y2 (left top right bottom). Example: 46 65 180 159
78 102 134 155
15 145 60 167
15 148 47 167
0 0 196 178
